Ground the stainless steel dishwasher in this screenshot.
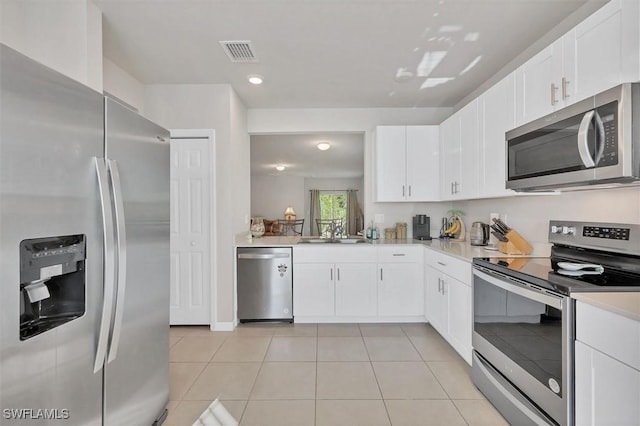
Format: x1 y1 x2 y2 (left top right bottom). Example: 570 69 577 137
237 247 293 322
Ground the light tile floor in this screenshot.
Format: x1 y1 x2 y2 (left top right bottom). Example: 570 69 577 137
167 323 508 426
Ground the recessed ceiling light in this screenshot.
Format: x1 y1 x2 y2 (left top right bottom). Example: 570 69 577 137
275 164 285 171
248 75 263 85
317 142 331 151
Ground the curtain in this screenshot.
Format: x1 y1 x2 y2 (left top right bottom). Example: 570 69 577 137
309 189 321 236
346 189 363 236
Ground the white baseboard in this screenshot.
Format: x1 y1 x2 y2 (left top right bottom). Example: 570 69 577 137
211 322 235 331
294 316 426 324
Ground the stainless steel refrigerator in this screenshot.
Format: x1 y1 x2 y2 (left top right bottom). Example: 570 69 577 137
0 44 170 425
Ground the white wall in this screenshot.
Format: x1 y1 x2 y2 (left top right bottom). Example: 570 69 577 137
103 58 145 112
251 175 306 222
453 187 640 246
1 0 103 92
248 107 454 238
144 83 250 327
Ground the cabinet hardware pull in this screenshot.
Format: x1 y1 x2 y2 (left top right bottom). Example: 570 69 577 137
442 280 446 295
337 268 340 281
330 268 333 281
438 278 442 293
551 83 558 105
451 182 454 194
402 185 405 197
393 253 405 257
437 261 446 266
408 185 412 197
562 77 569 100
380 268 383 281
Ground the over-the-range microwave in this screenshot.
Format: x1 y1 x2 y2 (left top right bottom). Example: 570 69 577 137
506 83 640 191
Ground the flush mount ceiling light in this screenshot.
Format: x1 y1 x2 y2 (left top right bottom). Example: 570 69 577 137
275 164 285 171
317 142 331 151
248 75 263 85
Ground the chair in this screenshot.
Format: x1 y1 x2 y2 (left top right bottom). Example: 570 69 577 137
279 219 304 236
316 219 343 238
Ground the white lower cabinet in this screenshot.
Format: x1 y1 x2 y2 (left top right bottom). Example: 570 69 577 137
575 301 640 425
293 263 335 317
424 248 472 364
335 263 377 316
292 245 423 321
575 341 640 426
378 262 424 316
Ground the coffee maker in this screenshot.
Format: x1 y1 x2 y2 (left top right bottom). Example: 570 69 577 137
412 215 431 240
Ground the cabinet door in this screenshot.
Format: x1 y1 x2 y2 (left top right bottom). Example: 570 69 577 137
439 115 460 200
457 101 479 199
335 263 377 317
374 126 407 202
570 0 640 104
515 41 562 125
575 341 640 426
405 126 439 201
293 263 335 317
445 276 472 362
478 74 516 198
424 266 445 335
378 263 424 316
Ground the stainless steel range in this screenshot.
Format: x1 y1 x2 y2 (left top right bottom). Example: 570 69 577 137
472 220 640 426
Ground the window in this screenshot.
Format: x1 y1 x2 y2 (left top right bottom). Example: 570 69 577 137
318 192 347 237
319 192 347 222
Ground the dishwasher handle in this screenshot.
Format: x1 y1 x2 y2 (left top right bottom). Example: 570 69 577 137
238 253 290 260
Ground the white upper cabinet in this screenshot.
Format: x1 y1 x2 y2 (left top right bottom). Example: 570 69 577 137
440 100 478 200
516 0 640 126
569 0 639 103
374 125 439 202
477 73 516 198
515 40 564 125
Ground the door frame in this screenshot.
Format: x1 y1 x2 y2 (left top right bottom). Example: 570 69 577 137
170 129 217 329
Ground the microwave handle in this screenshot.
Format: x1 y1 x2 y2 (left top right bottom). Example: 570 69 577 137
577 110 596 168
593 111 605 164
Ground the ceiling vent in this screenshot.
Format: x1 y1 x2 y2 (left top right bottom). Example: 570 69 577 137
219 41 259 63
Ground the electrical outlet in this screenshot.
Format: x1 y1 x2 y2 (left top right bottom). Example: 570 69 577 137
490 212 499 224
500 213 508 224
374 214 384 224
245 214 250 224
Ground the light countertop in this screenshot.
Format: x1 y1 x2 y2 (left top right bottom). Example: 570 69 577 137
573 292 640 322
235 233 551 263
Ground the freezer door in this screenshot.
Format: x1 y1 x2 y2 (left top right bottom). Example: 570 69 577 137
0 45 104 425
103 97 170 424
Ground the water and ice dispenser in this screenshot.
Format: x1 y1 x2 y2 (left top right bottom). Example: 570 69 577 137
19 235 86 340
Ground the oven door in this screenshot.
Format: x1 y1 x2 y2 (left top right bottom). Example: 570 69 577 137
472 267 573 426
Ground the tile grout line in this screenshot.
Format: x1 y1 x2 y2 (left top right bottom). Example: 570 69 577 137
361 324 394 426
237 333 273 424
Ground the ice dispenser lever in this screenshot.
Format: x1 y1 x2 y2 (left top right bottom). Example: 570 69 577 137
19 235 86 340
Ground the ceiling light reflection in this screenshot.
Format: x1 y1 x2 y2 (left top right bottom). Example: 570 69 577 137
317 142 331 151
460 55 482 75
275 164 285 171
464 32 480 42
416 51 447 77
420 77 455 89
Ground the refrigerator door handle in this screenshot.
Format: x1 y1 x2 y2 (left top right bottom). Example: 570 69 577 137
107 159 127 363
94 157 117 373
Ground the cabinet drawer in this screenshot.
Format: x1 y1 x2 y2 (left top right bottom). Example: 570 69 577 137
576 301 640 370
424 248 471 285
377 245 422 263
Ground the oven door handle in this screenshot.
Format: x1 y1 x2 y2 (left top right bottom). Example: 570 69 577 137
473 269 563 310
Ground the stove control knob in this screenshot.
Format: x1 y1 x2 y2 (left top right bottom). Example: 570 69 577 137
562 226 575 235
551 225 561 234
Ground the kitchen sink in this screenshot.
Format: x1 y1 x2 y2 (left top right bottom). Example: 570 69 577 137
299 237 367 244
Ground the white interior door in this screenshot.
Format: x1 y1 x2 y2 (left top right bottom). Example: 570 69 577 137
170 135 212 324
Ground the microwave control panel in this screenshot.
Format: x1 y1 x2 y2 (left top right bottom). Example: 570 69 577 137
596 102 618 167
